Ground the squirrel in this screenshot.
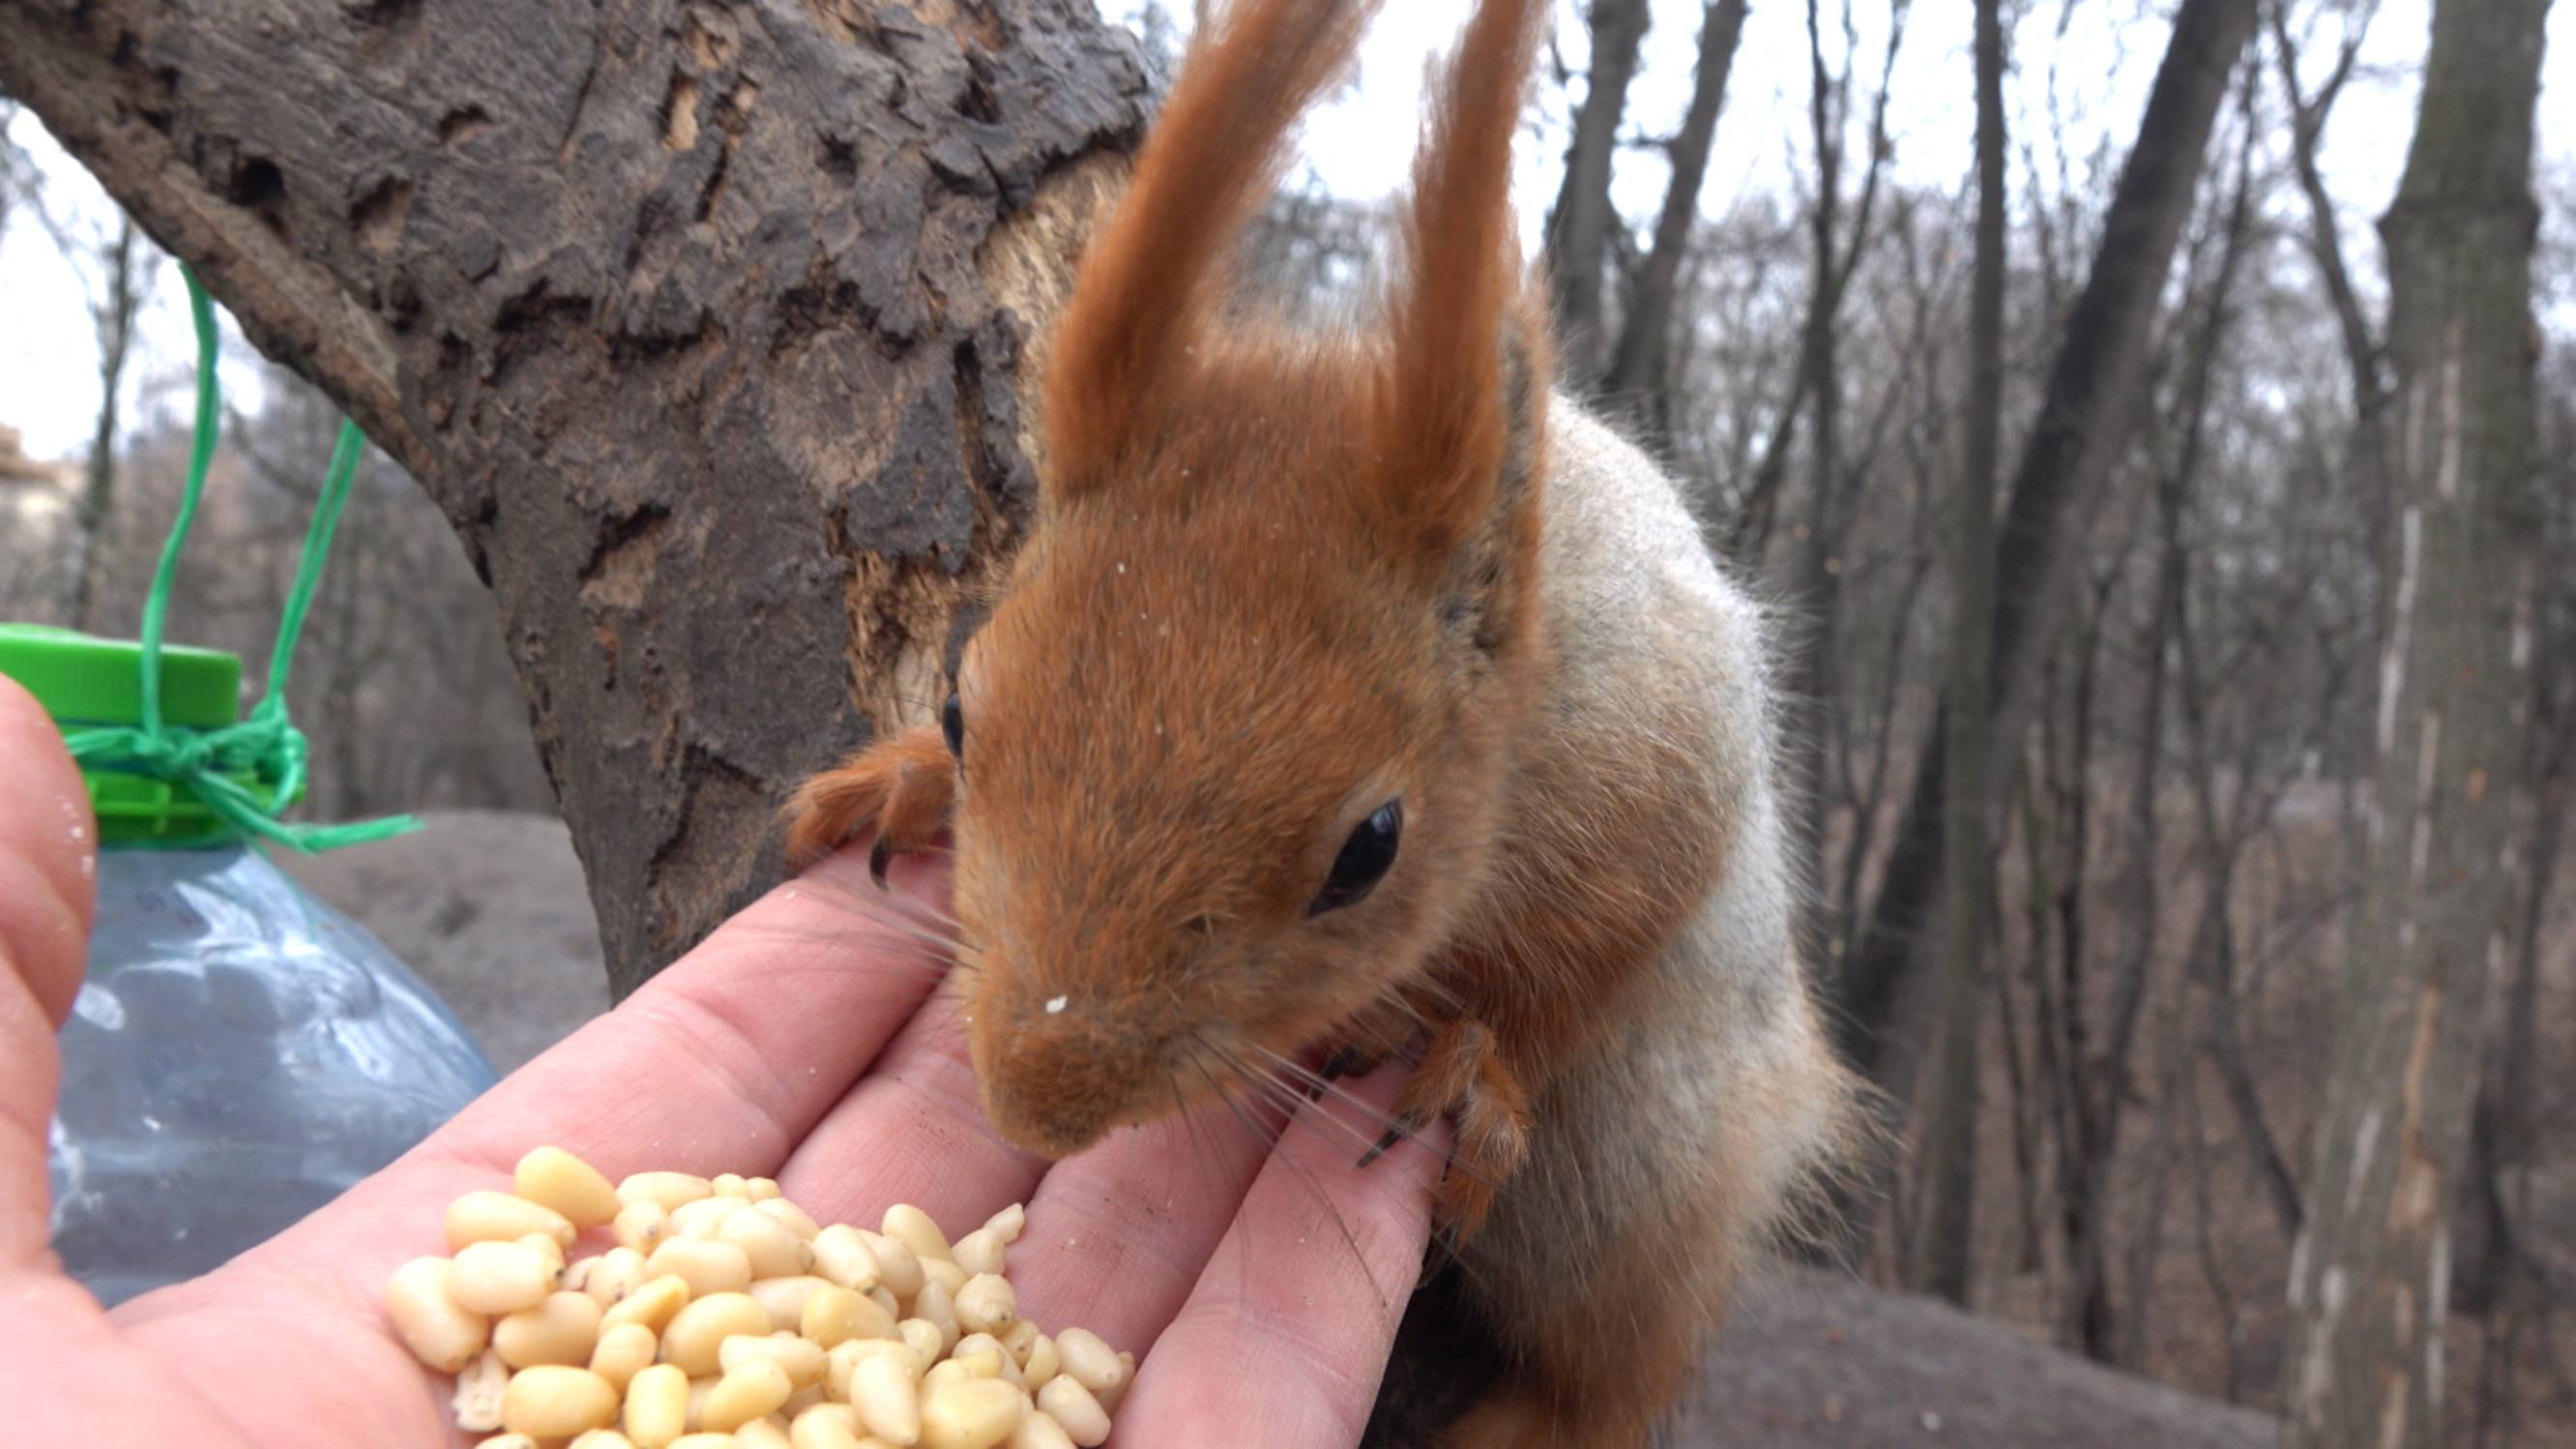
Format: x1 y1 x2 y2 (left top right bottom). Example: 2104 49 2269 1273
782 0 1863 1442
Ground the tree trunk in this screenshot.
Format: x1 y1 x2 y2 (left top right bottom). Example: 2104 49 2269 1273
1600 0 1746 444
0 0 1150 994
1902 0 2003 1310
1832 0 2256 1086
2281 1 2549 1443
1544 0 1650 376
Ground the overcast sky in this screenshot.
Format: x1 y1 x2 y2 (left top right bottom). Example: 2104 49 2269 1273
4 0 2570 464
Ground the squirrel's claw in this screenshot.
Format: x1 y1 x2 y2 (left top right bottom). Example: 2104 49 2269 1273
1360 1018 1531 1241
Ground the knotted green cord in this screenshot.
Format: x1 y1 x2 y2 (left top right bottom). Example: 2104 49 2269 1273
61 265 421 853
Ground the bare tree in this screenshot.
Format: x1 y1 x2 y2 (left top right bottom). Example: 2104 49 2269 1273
50 213 159 631
1834 0 2259 1092
1903 0 2005 1309
1545 0 1652 374
2282 1 2551 1443
1599 0 1749 445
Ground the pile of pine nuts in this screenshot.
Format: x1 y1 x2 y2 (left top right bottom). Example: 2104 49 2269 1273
385 1145 1132 1449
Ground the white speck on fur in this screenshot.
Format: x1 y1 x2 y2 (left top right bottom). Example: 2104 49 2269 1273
1044 996 1068 1015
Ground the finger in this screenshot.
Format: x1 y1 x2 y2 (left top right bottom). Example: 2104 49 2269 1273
770 975 1049 1239
1109 1061 1449 1447
1003 1070 1287 1358
0 674 97 1264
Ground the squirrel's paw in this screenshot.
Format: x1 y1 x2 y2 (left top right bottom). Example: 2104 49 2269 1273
1361 1019 1529 1240
782 724 956 881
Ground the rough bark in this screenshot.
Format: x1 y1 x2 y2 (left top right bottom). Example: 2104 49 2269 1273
1599 0 1746 443
1545 0 1650 375
0 0 1150 994
2281 0 2549 1443
1902 0 2003 1310
1832 0 2256 1086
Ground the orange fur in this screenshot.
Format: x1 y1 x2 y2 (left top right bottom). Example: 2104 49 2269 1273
782 1 1851 1443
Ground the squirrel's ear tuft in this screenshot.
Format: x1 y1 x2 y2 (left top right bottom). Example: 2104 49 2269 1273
1040 0 1380 499
1367 0 1551 564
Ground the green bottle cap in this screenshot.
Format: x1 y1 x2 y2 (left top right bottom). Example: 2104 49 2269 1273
0 623 298 845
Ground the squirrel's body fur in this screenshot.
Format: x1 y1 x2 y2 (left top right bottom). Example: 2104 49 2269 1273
785 1 1859 1442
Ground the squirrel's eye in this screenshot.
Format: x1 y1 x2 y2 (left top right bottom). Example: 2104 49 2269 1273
941 692 964 758
1310 800 1402 916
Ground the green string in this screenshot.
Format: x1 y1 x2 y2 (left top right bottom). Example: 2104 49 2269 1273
61 264 420 854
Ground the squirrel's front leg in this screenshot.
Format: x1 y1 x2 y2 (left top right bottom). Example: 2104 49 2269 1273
782 725 956 879
1363 1018 1532 1240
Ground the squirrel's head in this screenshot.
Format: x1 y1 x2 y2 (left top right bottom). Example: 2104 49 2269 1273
946 0 1554 1157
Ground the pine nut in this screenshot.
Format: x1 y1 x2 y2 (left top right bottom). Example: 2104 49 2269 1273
1018 1334 1057 1388
619 1171 716 1213
668 1435 743 1449
387 1256 490 1373
981 1203 1025 1245
911 1280 959 1353
574 1433 641 1449
454 1239 562 1316
851 1346 922 1443
952 1276 1015 1336
675 1195 749 1241
951 1228 1006 1279
448 1190 579 1251
720 1205 816 1279
592 1322 660 1394
811 1227 884 1291
1008 1411 1075 1449
802 1283 896 1349
589 1248 652 1308
919 1376 1025 1449
1048 1331 1121 1400
896 1319 944 1370
702 1359 796 1432
749 1274 834 1331
951 1336 1021 1388
625 1362 690 1449
516 1145 624 1228
454 1347 512 1432
662 1292 772 1376
782 1384 826 1417
721 1331 828 1389
881 1205 953 1265
502 1365 622 1437
791 1403 866 1449
713 1172 755 1198
477 1437 541 1449
601 1274 692 1336
1033 1377 1106 1447
856 1230 924 1299
497 1289 607 1368
617 1200 676 1254
754 1197 822 1240
568 1255 603 1294
746 1177 783 1202
920 1258 968 1298
737 1418 795 1449
648 1237 757 1297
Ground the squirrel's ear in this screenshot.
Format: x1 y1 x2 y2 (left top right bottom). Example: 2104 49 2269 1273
1367 0 1549 564
1040 0 1377 498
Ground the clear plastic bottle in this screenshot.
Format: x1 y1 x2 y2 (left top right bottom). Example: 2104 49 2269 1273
3 624 499 1307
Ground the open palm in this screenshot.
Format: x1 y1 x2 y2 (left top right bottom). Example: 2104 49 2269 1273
0 676 1443 1446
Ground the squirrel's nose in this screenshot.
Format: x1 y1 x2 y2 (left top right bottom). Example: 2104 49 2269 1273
966 990 1142 1158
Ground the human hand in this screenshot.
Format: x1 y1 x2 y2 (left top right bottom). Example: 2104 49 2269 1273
0 673 1447 1446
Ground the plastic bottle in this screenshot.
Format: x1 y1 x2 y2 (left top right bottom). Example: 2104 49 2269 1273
1 624 499 1307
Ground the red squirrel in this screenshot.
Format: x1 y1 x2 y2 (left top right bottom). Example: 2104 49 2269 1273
784 0 1861 1441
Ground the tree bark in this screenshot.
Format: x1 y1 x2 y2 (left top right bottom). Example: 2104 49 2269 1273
1545 0 1650 375
64 217 149 632
1832 0 2256 1087
1902 0 2003 1310
1600 0 1746 443
0 0 1149 994
2281 1 2549 1443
